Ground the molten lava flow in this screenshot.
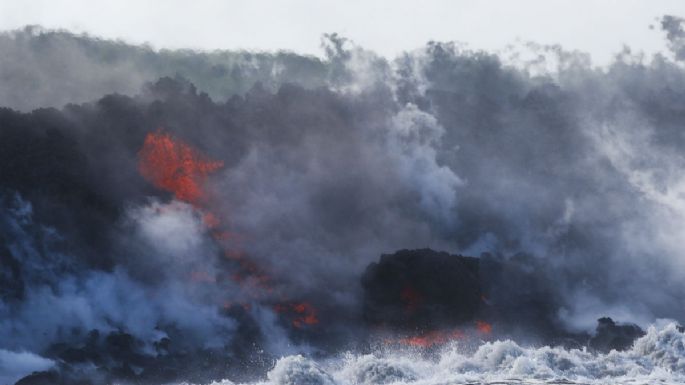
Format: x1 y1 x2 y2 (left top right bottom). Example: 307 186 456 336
386 321 492 348
138 130 265 285
273 302 319 328
137 129 320 330
138 130 223 205
291 302 319 328
394 329 464 348
137 130 261 283
476 320 492 334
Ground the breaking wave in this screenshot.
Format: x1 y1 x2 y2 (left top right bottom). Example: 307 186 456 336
203 322 685 385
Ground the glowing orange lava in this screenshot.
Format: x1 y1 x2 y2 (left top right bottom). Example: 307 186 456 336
395 329 464 348
476 320 492 334
273 302 319 328
137 129 320 330
138 130 223 205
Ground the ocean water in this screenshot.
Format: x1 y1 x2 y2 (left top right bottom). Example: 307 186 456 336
199 322 685 385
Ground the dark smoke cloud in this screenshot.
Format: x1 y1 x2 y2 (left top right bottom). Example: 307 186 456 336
1 17 685 384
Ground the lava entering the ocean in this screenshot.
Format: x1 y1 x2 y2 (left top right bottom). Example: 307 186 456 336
394 329 465 348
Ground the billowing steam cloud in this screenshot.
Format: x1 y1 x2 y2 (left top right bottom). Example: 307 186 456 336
3 16 685 385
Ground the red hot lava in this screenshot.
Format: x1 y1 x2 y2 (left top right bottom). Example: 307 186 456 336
273 302 319 328
388 321 493 348
138 129 320 329
138 130 223 205
476 320 492 334
395 329 464 348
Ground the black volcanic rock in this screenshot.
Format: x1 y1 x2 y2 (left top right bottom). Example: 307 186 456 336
361 249 481 330
13 369 95 385
14 371 60 385
360 248 585 346
589 317 645 353
478 252 565 342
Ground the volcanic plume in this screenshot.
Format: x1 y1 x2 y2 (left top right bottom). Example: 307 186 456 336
5 15 685 385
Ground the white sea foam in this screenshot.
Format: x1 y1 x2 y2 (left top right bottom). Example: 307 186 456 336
204 322 685 385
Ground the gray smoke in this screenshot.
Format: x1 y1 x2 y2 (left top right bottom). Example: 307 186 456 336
0 26 329 111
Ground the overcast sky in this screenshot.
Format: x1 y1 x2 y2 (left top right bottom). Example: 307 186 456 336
1 0 684 64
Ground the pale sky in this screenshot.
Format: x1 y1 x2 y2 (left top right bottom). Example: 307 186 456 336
1 0 684 64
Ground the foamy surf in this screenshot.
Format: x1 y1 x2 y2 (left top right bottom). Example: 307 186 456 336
194 322 685 385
